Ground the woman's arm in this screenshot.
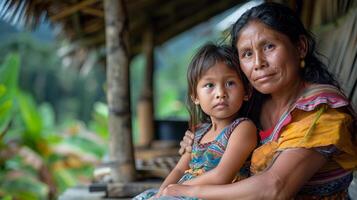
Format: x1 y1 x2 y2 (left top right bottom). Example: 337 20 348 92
183 120 257 185
156 152 191 196
162 148 327 200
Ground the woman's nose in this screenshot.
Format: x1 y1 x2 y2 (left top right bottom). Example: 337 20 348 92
254 52 267 71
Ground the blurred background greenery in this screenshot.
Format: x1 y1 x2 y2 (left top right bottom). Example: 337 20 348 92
0 8 233 199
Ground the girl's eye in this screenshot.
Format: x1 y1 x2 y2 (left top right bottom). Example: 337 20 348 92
264 43 275 51
203 83 214 88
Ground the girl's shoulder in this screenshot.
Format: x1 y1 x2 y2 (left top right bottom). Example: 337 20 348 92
216 117 257 147
224 117 256 137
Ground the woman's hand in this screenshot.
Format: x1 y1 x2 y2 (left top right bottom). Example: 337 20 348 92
178 130 194 155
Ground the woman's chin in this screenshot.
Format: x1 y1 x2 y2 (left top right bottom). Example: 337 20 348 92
253 84 279 94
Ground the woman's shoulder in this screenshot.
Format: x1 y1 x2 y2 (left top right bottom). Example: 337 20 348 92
295 83 349 111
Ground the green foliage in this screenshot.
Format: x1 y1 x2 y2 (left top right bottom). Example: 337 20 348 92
0 163 48 200
156 89 187 119
17 91 42 139
0 31 106 125
0 53 106 199
53 168 78 192
1 195 13 200
88 102 109 141
0 53 19 134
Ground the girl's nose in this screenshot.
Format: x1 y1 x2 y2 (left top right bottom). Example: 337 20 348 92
216 87 227 99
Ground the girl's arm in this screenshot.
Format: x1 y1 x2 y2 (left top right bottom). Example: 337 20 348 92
162 147 327 199
156 152 191 196
183 120 257 185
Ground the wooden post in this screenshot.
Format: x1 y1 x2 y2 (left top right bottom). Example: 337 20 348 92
138 27 155 147
104 0 135 182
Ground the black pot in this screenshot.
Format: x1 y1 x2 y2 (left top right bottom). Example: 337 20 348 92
154 120 188 141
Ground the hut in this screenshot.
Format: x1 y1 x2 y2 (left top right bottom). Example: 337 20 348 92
1 0 356 198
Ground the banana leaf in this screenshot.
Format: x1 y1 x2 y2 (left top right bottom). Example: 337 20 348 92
0 53 20 134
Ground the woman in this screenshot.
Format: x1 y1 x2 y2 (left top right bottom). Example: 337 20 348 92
162 2 357 199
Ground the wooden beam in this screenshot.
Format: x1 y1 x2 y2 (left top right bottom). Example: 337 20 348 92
50 0 99 21
104 0 136 183
137 26 155 147
156 0 241 45
78 33 105 47
126 0 164 13
83 19 103 34
71 9 83 39
81 7 104 17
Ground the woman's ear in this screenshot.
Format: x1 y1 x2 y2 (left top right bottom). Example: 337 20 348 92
297 35 308 59
243 95 249 101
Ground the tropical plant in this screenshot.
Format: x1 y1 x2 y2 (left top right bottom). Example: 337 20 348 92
0 53 107 199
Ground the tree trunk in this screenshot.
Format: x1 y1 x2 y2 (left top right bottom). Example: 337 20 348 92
138 27 155 147
104 0 135 182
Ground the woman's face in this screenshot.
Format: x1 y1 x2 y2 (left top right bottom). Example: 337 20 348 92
236 21 303 94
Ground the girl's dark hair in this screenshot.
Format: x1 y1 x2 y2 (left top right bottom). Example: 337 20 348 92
230 2 340 88
186 43 250 130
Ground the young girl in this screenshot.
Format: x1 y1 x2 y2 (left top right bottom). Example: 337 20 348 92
133 44 257 200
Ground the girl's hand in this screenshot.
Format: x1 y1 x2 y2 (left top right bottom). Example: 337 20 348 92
154 187 165 198
162 184 191 196
149 193 160 199
178 130 194 155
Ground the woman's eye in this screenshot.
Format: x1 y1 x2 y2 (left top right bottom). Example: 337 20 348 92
241 51 252 58
264 43 275 51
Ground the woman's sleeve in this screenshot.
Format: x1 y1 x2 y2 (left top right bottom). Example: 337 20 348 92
277 106 357 170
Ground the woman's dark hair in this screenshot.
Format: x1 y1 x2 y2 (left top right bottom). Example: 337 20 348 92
230 2 340 88
230 2 356 137
186 43 250 130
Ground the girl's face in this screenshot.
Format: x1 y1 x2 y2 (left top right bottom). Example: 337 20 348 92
236 21 303 95
193 62 246 122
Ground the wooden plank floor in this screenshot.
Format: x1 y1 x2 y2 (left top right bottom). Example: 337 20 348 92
59 186 108 200
59 180 162 200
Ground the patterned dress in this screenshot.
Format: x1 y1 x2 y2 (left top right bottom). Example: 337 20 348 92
133 118 251 200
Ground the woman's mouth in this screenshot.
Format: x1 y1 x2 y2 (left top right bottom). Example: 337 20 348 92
254 73 276 82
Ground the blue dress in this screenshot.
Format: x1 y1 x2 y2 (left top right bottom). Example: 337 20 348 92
133 118 250 200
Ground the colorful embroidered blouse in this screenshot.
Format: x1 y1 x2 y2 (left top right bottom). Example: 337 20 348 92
251 84 357 198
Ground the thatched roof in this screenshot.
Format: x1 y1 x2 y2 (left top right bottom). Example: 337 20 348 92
0 0 245 55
